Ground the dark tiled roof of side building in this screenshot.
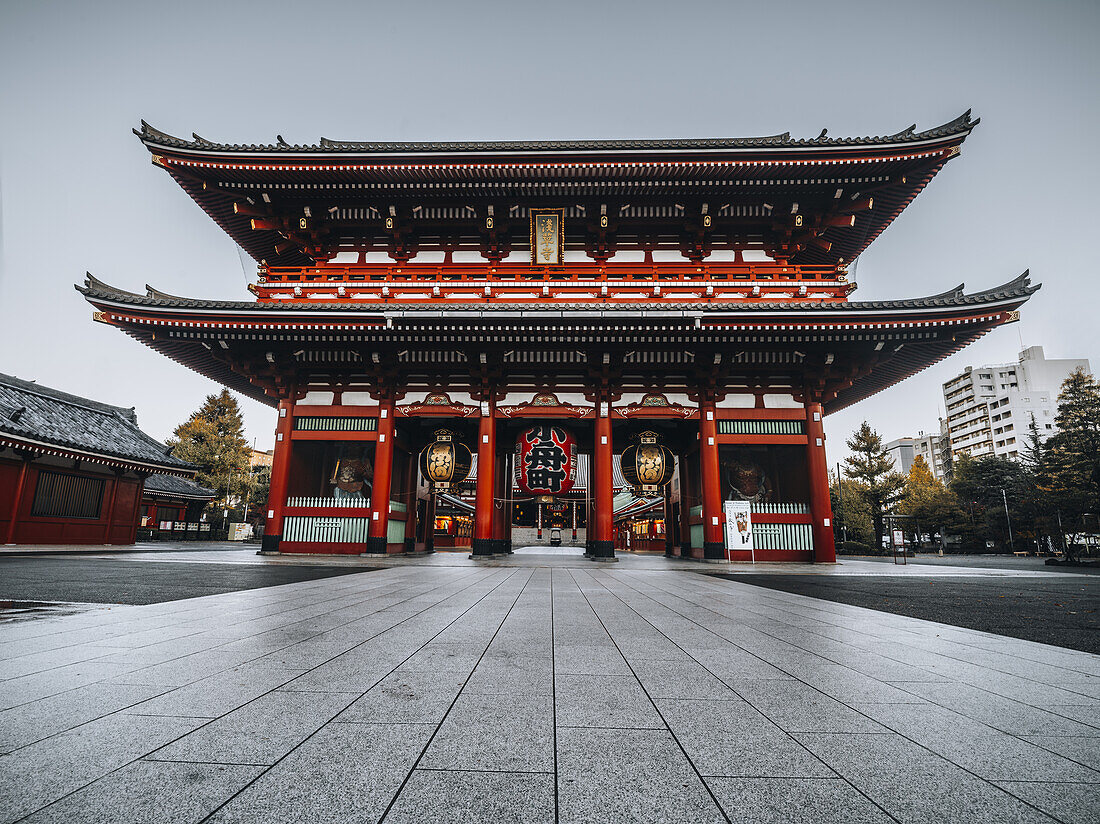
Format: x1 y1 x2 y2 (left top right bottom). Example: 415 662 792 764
143 473 215 499
0 372 195 472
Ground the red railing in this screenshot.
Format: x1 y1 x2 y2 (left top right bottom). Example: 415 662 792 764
259 261 845 284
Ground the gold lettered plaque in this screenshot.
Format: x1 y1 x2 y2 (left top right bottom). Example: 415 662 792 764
530 208 564 266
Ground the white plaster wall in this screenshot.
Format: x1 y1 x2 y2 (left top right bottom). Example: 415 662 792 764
716 395 756 408
763 394 803 409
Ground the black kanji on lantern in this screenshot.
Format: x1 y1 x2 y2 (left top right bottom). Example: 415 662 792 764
523 426 568 493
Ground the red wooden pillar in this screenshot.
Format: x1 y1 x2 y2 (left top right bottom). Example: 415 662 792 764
591 403 615 560
262 397 295 552
102 471 121 544
403 451 418 553
131 476 147 544
493 450 510 553
699 398 726 560
678 452 692 557
424 492 437 553
472 402 496 556
663 481 675 556
4 455 31 545
367 396 396 554
806 402 837 563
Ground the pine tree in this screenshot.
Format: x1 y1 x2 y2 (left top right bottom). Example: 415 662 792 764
830 475 874 549
1040 368 1100 556
843 422 906 547
167 390 252 524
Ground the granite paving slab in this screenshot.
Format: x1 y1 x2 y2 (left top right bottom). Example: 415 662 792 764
147 689 358 765
419 692 555 772
384 770 555 824
202 722 435 824
0 713 207 824
555 673 664 728
17 760 263 824
0 681 172 754
795 732 1061 823
557 726 726 824
655 697 836 778
992 781 1100 824
705 776 895 824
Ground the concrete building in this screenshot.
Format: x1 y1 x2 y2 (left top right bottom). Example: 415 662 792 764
913 423 952 480
885 437 918 476
887 425 951 481
942 346 1090 461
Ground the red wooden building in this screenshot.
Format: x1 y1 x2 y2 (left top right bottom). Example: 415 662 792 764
1 373 198 545
80 112 1036 561
138 473 216 538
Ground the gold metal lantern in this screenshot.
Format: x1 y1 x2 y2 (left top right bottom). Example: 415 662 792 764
418 429 473 492
620 431 675 495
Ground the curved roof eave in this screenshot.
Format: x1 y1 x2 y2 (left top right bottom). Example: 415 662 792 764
134 111 977 160
76 271 1039 322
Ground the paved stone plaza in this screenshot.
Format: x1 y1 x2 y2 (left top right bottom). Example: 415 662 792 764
1 554 1098 823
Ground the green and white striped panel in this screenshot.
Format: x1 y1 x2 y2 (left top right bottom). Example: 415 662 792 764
751 523 813 552
294 417 378 432
717 420 805 435
283 516 371 543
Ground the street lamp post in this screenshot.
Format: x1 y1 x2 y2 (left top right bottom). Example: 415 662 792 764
1001 488 1014 553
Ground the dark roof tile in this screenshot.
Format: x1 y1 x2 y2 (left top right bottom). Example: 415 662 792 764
143 473 215 499
135 111 977 156
78 270 1037 316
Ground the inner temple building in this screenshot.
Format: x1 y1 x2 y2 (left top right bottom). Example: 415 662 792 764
80 111 1037 562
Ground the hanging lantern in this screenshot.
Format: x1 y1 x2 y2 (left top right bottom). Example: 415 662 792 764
621 430 675 495
515 425 577 496
418 429 473 492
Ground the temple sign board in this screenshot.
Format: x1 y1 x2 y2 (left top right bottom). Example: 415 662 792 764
724 500 754 564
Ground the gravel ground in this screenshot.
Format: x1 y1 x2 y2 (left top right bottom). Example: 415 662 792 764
716 571 1100 654
0 557 375 606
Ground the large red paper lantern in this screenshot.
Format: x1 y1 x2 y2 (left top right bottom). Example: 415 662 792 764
515 425 577 496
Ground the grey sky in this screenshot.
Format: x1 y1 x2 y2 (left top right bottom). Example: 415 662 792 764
2 0 1097 461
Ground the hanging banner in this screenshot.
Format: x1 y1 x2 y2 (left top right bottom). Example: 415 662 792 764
515 425 577 495
724 500 754 561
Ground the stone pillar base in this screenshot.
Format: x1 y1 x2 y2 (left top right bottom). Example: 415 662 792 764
590 540 615 560
471 538 495 557
363 536 388 555
703 541 727 560
261 534 281 551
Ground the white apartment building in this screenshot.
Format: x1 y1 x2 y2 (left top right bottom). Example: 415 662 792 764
942 346 1090 461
